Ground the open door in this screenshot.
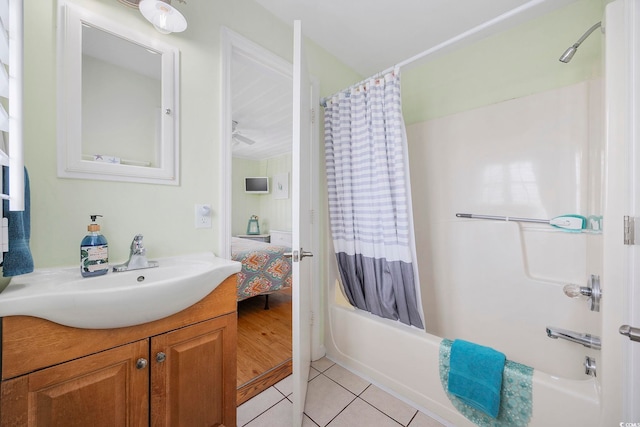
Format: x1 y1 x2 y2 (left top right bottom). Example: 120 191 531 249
615 0 640 419
604 0 640 422
291 20 313 426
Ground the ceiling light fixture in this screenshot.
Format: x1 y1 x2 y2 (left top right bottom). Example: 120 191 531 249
138 0 187 34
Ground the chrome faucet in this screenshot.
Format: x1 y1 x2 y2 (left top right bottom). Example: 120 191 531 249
113 234 159 272
546 326 601 350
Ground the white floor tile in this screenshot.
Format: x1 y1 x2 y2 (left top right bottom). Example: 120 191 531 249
304 374 356 426
327 397 402 427
303 414 320 426
310 357 335 373
245 398 292 427
274 375 293 397
237 387 285 427
360 384 418 426
238 360 448 427
323 364 370 395
408 411 447 427
308 366 321 381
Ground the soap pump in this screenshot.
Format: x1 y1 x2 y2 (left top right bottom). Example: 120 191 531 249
81 214 109 277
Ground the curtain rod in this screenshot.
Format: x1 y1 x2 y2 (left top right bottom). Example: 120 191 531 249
320 65 400 107
322 0 546 105
386 0 546 74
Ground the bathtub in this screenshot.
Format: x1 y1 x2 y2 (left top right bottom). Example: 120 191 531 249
325 301 601 427
324 220 603 426
322 151 606 426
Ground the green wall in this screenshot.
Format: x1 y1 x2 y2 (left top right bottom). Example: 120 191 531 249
23 0 604 271
231 158 262 236
402 0 604 124
257 153 293 234
25 0 360 268
231 153 292 236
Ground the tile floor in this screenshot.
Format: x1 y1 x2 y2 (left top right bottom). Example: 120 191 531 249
237 357 448 427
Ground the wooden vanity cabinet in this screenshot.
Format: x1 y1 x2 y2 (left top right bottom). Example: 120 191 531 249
1 339 150 426
151 315 236 426
0 275 238 427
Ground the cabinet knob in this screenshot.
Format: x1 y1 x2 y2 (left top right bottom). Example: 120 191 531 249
156 352 167 363
136 358 148 369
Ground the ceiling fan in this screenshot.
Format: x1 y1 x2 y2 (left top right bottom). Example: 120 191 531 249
232 121 256 146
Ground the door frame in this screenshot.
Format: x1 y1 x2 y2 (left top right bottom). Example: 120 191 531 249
219 25 324 369
309 77 324 361
219 27 293 260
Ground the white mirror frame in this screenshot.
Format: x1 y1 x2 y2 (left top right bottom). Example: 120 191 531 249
57 1 180 185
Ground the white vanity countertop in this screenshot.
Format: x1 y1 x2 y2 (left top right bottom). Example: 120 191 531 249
0 252 241 329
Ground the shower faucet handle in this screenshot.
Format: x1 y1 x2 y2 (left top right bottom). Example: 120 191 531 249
563 284 591 298
563 275 601 312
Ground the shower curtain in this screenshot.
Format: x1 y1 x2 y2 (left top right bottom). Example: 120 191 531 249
323 70 424 328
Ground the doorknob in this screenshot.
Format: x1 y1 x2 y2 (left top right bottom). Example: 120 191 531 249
283 249 313 262
619 325 640 343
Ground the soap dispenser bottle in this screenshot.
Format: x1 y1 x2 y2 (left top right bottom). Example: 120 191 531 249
81 214 109 277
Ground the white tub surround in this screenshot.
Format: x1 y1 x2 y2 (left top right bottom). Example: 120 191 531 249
325 80 605 426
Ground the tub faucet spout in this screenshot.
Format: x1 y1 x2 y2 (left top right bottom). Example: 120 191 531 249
546 326 601 350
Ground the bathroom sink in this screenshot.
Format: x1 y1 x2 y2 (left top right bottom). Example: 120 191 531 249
0 252 241 329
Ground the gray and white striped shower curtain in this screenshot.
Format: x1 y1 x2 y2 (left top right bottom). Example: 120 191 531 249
323 70 424 329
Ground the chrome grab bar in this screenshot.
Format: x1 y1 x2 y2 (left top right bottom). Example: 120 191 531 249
619 325 640 343
546 326 601 350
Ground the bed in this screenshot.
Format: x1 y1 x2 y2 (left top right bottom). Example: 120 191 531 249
231 230 293 307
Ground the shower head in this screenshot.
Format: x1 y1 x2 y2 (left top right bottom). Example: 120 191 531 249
559 45 578 63
559 21 602 63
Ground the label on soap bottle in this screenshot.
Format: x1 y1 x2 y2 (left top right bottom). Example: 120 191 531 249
81 245 109 273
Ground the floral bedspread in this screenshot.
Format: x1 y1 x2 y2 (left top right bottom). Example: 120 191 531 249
231 237 292 301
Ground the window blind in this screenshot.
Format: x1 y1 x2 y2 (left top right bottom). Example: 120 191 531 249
0 0 24 260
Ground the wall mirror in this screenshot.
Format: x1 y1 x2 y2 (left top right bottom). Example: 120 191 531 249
57 1 180 185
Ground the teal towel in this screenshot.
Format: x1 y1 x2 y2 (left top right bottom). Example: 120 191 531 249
1 166 33 277
448 339 506 419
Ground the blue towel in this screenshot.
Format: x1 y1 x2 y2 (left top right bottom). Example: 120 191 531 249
447 339 506 419
1 166 33 276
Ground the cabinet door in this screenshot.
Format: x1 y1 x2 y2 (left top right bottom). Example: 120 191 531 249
151 313 237 427
1 340 149 427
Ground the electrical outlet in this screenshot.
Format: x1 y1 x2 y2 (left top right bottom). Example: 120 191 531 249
195 204 212 229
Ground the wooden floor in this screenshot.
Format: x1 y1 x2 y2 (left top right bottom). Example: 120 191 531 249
237 288 292 405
